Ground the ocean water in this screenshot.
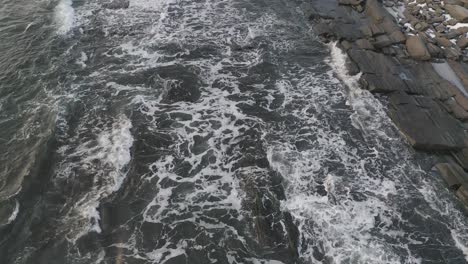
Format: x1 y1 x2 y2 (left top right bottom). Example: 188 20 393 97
1 0 468 263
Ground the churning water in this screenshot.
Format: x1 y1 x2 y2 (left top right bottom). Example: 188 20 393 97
1 0 468 263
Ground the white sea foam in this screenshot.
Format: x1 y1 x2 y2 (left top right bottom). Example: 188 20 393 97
60 116 134 241
58 0 468 262
54 0 75 35
5 200 19 225
328 42 395 140
76 52 88 68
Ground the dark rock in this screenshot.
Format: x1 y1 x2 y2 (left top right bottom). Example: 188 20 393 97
345 57 361 75
452 148 468 170
444 47 462 60
447 60 468 89
360 23 385 37
389 92 466 151
338 0 363 5
360 73 405 92
446 30 463 39
456 185 468 206
427 42 444 57
436 37 454 48
103 0 129 9
355 39 375 50
402 62 455 99
389 31 406 43
347 48 397 74
447 99 468 120
434 163 468 190
457 37 468 49
373 34 394 48
340 40 353 51
381 17 401 34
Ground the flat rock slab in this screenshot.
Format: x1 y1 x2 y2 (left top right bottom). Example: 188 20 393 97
401 62 456 100
389 92 466 151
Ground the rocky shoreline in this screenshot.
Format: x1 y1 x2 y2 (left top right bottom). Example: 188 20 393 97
305 0 468 208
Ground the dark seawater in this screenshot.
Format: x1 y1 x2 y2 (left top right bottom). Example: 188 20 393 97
1 0 468 263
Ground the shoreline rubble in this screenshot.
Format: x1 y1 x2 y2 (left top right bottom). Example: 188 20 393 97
305 0 468 208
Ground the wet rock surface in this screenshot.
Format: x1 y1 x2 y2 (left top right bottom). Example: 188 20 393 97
308 0 468 209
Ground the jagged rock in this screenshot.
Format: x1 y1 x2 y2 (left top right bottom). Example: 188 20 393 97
447 99 468 120
359 72 405 92
446 18 459 26
345 56 361 75
457 37 468 49
355 39 375 50
445 0 464 5
366 0 386 22
435 23 447 32
406 36 431 60
446 30 463 39
415 22 429 31
347 48 396 74
389 31 406 43
402 62 455 99
381 17 400 34
360 23 385 37
434 163 468 190
436 37 454 48
445 4 468 23
447 60 468 89
389 92 466 151
448 83 468 111
457 27 468 34
452 148 468 170
383 46 398 55
456 185 468 206
430 16 446 23
374 34 394 48
340 40 353 51
444 47 462 60
427 42 444 57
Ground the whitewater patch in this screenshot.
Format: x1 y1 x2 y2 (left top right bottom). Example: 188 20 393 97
325 41 468 262
59 116 134 242
327 42 396 141
54 0 75 35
